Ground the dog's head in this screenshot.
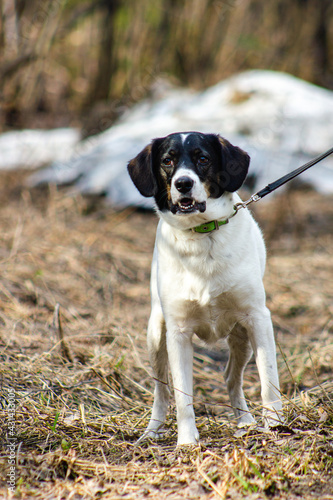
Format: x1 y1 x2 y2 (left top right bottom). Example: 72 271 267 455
128 132 250 225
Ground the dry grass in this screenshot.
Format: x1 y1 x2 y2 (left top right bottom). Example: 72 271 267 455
0 173 333 499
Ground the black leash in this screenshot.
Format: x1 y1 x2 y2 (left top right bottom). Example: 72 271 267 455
193 146 333 233
234 146 333 213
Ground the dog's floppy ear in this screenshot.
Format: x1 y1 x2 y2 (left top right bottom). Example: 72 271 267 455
128 143 157 197
217 135 250 192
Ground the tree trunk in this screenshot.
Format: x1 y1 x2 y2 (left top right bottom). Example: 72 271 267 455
85 0 120 106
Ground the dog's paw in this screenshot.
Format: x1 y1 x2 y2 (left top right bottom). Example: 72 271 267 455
177 437 199 447
263 409 284 430
236 413 256 428
176 427 199 446
136 427 166 445
233 413 257 437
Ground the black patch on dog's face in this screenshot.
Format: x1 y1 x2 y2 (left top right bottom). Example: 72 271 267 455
128 132 250 212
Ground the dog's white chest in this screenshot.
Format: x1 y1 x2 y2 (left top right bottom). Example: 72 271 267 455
155 225 243 342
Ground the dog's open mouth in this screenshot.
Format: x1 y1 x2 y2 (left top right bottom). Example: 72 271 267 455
171 198 206 214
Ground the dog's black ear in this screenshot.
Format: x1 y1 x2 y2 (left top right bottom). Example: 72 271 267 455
217 135 250 192
128 143 157 197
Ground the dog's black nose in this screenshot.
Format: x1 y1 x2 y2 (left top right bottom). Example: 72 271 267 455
175 176 194 193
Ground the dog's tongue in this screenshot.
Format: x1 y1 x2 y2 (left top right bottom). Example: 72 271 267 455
180 198 193 207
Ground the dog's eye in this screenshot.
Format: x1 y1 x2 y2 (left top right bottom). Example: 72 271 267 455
198 156 209 166
162 157 172 167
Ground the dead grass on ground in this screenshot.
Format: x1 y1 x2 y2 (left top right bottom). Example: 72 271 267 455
0 173 333 499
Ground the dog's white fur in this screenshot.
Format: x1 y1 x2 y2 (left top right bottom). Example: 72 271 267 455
138 156 282 446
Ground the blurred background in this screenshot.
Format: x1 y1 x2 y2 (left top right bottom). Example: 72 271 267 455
1 6 333 497
1 0 332 137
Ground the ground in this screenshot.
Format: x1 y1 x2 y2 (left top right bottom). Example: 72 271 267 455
0 171 332 499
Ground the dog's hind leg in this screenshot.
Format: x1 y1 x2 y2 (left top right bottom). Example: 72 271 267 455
246 308 283 428
225 325 256 427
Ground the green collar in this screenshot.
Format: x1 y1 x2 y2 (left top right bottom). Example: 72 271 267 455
192 218 229 233
191 205 240 233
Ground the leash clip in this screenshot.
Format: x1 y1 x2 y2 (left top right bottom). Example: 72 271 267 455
233 193 261 215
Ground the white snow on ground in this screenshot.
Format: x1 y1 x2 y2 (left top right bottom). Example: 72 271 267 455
0 128 80 170
1 70 332 207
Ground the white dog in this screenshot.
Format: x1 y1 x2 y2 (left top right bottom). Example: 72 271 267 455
128 132 282 445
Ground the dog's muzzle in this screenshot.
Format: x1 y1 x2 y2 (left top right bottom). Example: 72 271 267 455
171 173 206 214
170 198 206 214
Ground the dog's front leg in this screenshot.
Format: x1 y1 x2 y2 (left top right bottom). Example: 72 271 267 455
247 309 283 427
137 307 170 443
167 329 199 446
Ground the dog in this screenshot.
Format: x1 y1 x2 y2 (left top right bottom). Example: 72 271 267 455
128 132 282 445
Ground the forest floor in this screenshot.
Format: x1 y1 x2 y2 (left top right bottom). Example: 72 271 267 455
0 171 332 499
